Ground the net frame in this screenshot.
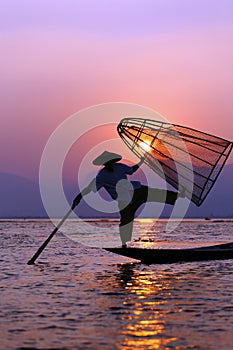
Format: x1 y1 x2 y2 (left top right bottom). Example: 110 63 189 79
118 117 233 206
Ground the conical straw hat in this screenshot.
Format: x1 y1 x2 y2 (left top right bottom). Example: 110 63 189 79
92 151 122 165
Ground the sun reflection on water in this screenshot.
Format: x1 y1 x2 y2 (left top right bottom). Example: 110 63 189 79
115 265 180 349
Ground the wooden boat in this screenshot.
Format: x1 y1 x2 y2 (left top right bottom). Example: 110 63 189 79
105 242 233 264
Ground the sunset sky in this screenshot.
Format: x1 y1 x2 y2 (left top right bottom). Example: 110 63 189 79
1 0 233 181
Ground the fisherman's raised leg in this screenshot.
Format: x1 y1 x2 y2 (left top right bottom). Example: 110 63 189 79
147 187 178 204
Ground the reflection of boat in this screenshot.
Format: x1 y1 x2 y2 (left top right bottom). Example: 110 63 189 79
105 242 233 264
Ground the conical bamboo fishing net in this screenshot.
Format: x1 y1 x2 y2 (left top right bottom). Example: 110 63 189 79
118 118 232 206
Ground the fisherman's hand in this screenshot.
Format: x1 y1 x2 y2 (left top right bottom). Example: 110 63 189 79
138 155 147 166
132 156 146 172
72 193 82 209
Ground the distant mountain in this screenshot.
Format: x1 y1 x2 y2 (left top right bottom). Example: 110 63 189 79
0 164 232 218
0 173 47 218
186 163 233 218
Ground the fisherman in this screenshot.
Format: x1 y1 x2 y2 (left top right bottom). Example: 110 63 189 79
72 151 183 248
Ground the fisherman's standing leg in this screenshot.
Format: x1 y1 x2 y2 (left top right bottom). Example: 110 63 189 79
119 202 135 248
119 222 134 248
118 188 147 247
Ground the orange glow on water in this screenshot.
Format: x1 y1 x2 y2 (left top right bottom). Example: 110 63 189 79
119 269 180 349
122 336 178 350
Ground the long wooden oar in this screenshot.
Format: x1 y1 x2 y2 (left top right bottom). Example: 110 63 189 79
27 208 73 265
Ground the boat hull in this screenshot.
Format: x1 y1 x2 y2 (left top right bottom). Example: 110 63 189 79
105 242 233 264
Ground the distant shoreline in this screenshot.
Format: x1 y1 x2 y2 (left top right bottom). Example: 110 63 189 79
1 217 233 222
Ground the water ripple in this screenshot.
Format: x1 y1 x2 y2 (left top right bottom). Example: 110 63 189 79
1 220 233 349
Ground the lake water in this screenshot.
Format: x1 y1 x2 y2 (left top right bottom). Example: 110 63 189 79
1 219 233 349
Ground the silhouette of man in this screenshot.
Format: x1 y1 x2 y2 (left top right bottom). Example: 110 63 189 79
72 151 181 248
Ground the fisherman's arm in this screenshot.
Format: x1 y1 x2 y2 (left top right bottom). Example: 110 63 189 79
131 156 146 173
72 179 96 209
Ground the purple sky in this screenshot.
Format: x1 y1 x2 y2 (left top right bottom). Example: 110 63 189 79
1 0 233 179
